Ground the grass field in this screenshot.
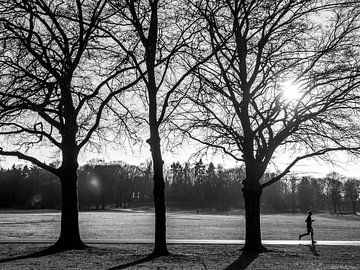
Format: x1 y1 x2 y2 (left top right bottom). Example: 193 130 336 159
0 209 359 241
0 210 359 269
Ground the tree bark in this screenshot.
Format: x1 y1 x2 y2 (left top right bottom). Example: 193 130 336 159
145 10 169 253
53 147 85 250
149 134 169 256
242 182 266 252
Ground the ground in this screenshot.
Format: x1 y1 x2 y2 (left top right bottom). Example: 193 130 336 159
0 244 360 269
0 210 359 269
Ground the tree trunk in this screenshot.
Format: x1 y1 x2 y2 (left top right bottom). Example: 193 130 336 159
291 178 296 213
54 148 85 250
149 135 169 256
146 20 169 254
352 201 357 215
242 183 266 252
102 192 105 210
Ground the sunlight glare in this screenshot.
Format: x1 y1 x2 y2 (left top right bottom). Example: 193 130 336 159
281 80 301 101
90 177 102 194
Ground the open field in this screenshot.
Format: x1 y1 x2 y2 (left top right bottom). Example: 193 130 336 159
0 210 359 269
1 244 360 269
0 209 359 241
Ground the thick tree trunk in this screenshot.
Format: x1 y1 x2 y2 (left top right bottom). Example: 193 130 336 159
149 135 169 256
55 176 84 250
53 149 85 250
242 182 266 252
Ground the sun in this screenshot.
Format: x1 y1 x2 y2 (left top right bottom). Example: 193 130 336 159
281 80 301 101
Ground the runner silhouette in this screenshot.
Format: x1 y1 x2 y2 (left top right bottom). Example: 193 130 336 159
299 210 315 244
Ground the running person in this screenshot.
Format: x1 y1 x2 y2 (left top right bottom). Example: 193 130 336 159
299 210 315 244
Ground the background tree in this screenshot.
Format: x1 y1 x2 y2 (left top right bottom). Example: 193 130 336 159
0 165 60 208
215 164 231 211
283 174 299 213
178 1 360 252
0 165 23 207
325 172 344 214
193 159 207 207
261 173 284 212
168 162 195 206
77 162 153 209
309 177 325 211
297 177 312 210
2 162 357 214
0 160 245 211
0 0 137 250
205 162 218 208
344 178 360 215
169 162 185 202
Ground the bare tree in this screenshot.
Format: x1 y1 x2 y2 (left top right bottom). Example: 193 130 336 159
325 172 344 214
106 0 215 256
344 178 359 215
177 1 360 252
286 174 299 213
297 177 312 210
0 0 137 250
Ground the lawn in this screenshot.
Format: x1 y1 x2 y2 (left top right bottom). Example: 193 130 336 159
0 210 359 269
0 209 359 241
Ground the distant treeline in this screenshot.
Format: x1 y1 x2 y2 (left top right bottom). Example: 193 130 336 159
263 171 359 214
0 161 358 214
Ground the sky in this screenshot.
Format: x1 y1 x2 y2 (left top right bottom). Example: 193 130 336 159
0 135 359 179
83 143 360 179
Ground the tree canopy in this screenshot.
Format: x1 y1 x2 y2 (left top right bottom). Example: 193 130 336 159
174 0 360 251
0 0 139 250
1 0 360 254
179 0 360 183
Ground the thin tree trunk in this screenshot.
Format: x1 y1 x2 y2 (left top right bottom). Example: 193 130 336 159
138 0 169 257
291 179 296 213
149 134 169 256
242 183 266 252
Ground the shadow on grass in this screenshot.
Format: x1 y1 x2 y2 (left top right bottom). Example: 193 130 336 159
224 251 259 270
309 244 320 256
107 254 156 270
0 246 60 264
